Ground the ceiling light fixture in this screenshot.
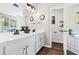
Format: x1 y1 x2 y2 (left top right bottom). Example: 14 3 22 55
13 3 19 7
26 3 36 13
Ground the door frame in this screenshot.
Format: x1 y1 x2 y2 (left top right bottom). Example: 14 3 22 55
49 6 66 54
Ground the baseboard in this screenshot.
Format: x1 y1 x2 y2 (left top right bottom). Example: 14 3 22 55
44 45 52 48
52 41 63 44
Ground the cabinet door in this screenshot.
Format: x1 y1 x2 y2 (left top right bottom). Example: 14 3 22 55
0 45 3 55
4 37 27 55
5 45 24 55
40 33 44 47
67 35 75 53
35 34 41 53
27 35 35 55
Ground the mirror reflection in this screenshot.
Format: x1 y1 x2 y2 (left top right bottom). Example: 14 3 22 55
0 13 16 32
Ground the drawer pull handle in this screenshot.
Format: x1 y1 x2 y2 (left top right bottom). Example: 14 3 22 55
23 46 29 55
3 47 6 55
25 46 29 55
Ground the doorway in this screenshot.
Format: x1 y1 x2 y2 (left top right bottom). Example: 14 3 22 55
50 7 64 54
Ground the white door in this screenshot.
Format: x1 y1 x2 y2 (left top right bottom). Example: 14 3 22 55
49 4 69 55
51 9 63 43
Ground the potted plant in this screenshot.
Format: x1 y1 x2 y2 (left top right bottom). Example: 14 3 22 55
24 26 30 33
68 28 73 35
20 26 25 31
20 25 30 33
24 26 29 30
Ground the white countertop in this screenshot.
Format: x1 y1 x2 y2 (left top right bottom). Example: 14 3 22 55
0 30 45 44
73 34 79 37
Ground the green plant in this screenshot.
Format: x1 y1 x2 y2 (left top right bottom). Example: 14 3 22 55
24 26 29 29
68 28 73 35
68 28 73 32
20 25 29 31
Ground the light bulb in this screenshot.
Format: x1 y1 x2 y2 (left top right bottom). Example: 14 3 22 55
34 10 36 12
1 18 4 22
27 6 31 10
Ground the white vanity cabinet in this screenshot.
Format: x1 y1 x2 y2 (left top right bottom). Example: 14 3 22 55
40 33 44 47
0 35 36 55
27 35 36 55
0 45 4 55
2 37 28 55
35 32 44 54
67 35 75 52
0 31 45 55
67 35 79 54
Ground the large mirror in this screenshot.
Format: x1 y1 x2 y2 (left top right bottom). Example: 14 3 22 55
0 13 16 32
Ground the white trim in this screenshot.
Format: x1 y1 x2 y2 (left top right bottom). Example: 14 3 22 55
50 6 64 10
49 6 64 47
49 6 66 54
44 45 52 48
49 8 52 49
68 3 79 6
52 40 63 44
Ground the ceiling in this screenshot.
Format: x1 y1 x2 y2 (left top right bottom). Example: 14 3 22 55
0 3 78 16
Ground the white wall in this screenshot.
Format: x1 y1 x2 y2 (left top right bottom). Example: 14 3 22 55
36 4 50 46
51 9 63 43
68 4 79 31
26 13 37 31
16 15 26 30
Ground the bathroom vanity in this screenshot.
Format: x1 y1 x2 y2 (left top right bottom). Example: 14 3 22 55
0 31 45 55
67 34 79 55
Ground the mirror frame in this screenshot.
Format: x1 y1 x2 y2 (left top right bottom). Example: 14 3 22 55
30 16 34 22
39 14 45 20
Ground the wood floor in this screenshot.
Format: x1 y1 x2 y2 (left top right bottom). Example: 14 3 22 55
36 42 64 55
67 50 76 55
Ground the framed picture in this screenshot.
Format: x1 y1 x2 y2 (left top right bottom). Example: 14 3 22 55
51 16 55 24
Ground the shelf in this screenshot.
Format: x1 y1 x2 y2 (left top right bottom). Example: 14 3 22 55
59 21 64 23
59 25 63 27
59 24 64 27
59 30 63 32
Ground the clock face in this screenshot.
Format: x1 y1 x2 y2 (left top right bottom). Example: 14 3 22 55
30 16 34 22
39 14 45 20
